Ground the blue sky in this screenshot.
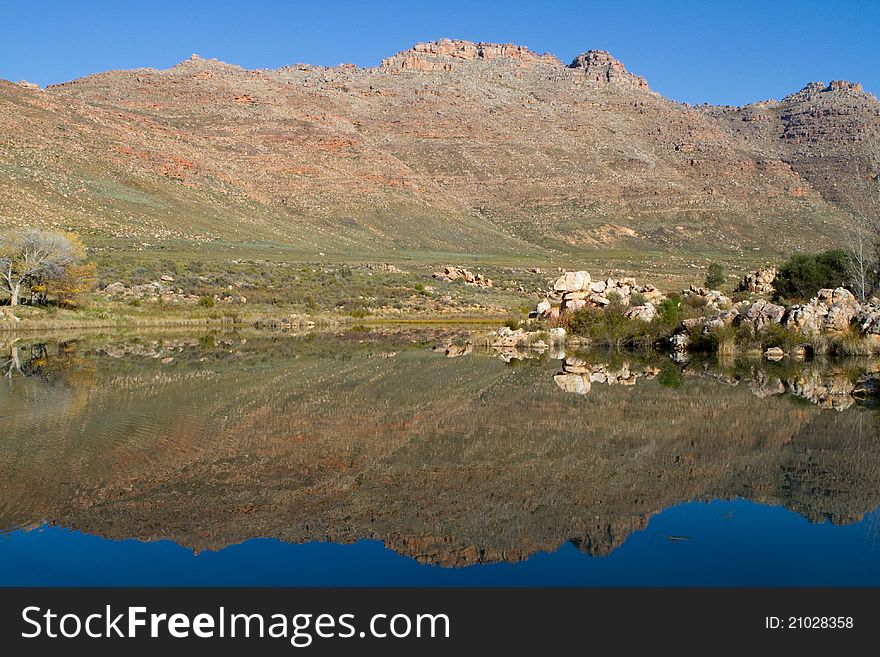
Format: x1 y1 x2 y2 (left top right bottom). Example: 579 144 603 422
1 0 878 105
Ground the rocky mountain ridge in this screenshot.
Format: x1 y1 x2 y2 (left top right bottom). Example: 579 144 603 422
1 39 877 259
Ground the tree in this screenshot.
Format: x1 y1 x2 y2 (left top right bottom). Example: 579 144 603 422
839 147 879 302
0 229 78 306
47 261 97 307
705 262 725 289
843 217 877 302
773 250 850 301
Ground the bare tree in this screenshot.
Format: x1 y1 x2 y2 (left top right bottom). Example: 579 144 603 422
843 213 876 302
842 148 880 302
0 229 76 306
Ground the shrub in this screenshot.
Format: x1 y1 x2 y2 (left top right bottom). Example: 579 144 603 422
656 296 683 327
504 317 523 331
198 295 215 308
629 291 647 306
760 324 803 352
774 250 849 302
705 262 725 289
683 294 708 309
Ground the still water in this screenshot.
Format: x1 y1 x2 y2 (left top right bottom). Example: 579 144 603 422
1 328 878 586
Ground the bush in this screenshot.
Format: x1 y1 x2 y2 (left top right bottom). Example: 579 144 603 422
656 296 683 327
504 317 523 331
705 262 725 289
629 291 647 306
198 295 215 308
760 324 804 352
774 250 849 302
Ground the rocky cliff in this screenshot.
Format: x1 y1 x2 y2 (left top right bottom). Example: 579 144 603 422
0 40 877 258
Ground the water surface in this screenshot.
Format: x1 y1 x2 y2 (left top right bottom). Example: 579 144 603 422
1 329 878 585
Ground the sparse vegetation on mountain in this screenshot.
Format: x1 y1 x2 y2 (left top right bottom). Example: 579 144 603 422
1 39 878 268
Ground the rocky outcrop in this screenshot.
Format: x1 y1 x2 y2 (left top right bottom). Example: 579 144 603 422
102 281 246 304
736 267 777 295
381 39 562 72
538 271 665 318
783 287 860 335
682 285 732 311
568 50 649 90
432 266 493 287
741 299 787 333
856 300 880 343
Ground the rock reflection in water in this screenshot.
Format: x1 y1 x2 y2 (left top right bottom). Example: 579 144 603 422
0 331 878 568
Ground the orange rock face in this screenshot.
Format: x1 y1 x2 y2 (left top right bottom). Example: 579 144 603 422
0 39 877 256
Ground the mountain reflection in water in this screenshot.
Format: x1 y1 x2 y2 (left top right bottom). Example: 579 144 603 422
1 329 878 585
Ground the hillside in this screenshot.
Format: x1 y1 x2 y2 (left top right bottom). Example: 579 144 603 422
1 38 878 264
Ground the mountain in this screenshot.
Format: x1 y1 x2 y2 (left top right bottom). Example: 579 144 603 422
1 39 878 261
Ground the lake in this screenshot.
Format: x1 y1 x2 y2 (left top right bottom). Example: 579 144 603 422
1 328 878 586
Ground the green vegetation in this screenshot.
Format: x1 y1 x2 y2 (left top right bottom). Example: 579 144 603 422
773 250 849 302
555 300 678 349
705 262 725 289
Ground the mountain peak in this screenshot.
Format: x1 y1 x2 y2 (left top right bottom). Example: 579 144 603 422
783 80 870 103
568 50 649 89
381 38 562 71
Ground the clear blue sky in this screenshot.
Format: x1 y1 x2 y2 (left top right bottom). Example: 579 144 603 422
2 0 878 106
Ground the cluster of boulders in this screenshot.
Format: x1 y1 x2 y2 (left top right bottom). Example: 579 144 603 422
784 288 863 335
366 263 404 273
675 288 880 353
0 308 21 322
736 267 777 295
432 266 493 287
102 280 247 304
554 358 660 395
103 280 199 304
682 285 732 311
533 270 665 320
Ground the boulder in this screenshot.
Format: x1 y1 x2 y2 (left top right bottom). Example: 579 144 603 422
535 300 552 315
823 302 858 333
736 267 777 295
741 299 786 332
624 302 656 322
562 298 587 312
562 290 590 301
553 271 591 292
104 282 128 295
784 303 824 336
